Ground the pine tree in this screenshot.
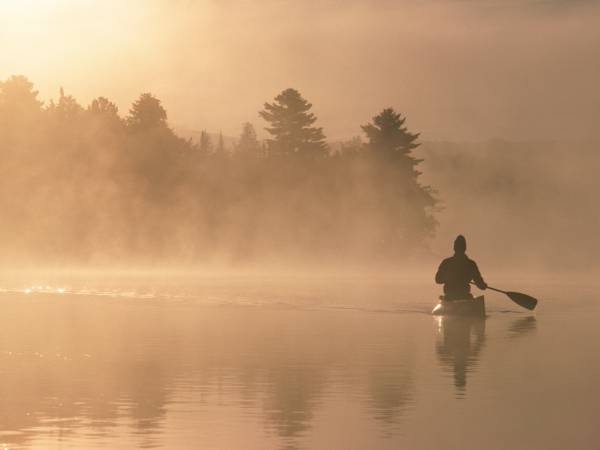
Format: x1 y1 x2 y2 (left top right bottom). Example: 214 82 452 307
199 130 212 154
216 131 226 155
235 122 261 157
361 108 421 171
361 108 438 247
259 88 327 157
127 93 167 130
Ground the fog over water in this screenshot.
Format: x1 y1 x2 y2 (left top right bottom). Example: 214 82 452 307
0 2 599 449
0 276 598 449
422 139 600 273
2 0 599 272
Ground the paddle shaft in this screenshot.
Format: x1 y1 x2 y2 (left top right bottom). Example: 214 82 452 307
470 282 538 310
485 285 507 295
470 281 504 293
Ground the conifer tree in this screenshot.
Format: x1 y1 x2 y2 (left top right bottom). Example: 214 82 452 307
236 122 261 157
361 108 438 245
361 108 421 171
199 130 212 154
216 132 226 155
127 93 167 130
259 88 327 157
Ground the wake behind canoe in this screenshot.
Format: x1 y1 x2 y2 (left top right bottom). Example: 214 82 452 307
432 295 486 317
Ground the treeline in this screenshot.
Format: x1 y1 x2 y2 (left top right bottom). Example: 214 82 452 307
0 76 437 264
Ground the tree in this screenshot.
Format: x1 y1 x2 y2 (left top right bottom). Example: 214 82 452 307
87 96 122 131
361 108 421 170
259 88 327 157
361 108 438 248
0 75 43 112
127 93 167 130
88 96 119 117
47 87 84 121
216 131 226 155
0 75 43 126
235 122 262 157
198 130 212 154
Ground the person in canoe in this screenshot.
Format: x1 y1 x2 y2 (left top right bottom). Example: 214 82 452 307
435 235 487 301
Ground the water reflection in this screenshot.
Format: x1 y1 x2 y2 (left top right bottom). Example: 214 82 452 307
263 366 325 440
368 364 414 431
435 316 486 396
435 315 538 397
0 286 543 450
0 294 173 449
507 316 537 337
0 291 424 449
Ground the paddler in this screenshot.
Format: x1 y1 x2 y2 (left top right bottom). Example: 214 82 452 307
435 235 487 301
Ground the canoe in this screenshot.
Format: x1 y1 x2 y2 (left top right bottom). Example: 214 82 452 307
432 295 485 317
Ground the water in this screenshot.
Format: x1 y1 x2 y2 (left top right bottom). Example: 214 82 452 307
0 274 598 449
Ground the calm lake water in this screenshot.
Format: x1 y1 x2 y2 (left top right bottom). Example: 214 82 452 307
0 274 598 449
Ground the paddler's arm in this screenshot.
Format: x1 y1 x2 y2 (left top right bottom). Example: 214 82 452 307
435 260 447 284
471 261 487 290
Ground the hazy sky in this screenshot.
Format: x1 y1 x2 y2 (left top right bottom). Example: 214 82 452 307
1 0 598 141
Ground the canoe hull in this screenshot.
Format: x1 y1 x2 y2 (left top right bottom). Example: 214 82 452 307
431 296 486 317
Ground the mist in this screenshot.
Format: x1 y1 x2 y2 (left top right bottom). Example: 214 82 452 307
2 3 600 449
0 0 599 274
2 0 599 141
421 139 600 274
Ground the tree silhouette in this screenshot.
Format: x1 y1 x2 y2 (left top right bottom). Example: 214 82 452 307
235 122 262 158
47 87 84 122
360 108 438 250
259 88 327 157
216 131 227 157
362 108 421 169
0 74 441 264
88 96 119 117
0 75 43 117
198 130 212 154
127 93 168 130
88 97 123 132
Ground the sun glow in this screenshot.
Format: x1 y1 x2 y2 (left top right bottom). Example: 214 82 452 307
0 0 148 102
0 0 60 21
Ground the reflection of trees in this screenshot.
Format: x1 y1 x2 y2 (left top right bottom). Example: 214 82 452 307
263 366 326 439
0 295 174 449
125 360 169 448
1 287 475 449
171 307 332 447
365 328 416 432
368 363 414 427
436 317 486 395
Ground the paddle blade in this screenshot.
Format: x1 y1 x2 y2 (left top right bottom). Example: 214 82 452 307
506 291 538 310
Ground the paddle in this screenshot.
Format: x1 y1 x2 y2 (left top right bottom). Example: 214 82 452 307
472 283 538 310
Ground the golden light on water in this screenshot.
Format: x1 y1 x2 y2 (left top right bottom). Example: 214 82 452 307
23 286 65 294
0 1 598 448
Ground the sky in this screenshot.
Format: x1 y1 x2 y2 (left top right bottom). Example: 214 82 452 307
1 0 598 141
